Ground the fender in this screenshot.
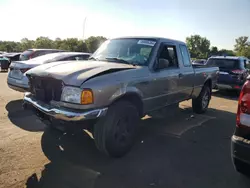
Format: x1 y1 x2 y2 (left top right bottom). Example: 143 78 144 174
109 86 143 103
109 86 144 116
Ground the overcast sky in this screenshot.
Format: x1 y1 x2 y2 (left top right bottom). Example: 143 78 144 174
0 0 249 49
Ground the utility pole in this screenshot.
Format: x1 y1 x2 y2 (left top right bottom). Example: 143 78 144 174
83 17 87 41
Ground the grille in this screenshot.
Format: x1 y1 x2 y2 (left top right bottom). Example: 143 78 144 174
29 76 62 103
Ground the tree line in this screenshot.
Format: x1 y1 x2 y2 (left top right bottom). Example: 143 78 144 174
186 35 250 59
0 36 107 53
0 35 249 59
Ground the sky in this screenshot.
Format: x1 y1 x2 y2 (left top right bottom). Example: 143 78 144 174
0 0 249 50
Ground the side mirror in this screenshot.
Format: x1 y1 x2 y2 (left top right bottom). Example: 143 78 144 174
157 58 169 70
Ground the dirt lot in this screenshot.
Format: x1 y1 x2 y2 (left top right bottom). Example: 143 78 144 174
0 72 250 188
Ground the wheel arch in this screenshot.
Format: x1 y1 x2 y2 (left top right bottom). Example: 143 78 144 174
204 78 212 92
111 92 144 117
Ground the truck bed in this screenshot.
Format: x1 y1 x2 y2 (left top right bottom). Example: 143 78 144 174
193 65 219 93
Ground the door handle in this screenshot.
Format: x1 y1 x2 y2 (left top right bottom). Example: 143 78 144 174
179 73 184 78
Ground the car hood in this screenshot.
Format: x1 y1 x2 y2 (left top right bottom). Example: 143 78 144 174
26 60 138 86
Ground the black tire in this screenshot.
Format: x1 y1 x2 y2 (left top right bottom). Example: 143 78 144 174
94 100 139 158
233 158 250 176
192 85 211 114
45 121 66 132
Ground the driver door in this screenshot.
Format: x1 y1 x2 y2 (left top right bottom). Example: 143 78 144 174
144 43 182 111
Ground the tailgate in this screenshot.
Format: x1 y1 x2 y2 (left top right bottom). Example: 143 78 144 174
218 68 239 84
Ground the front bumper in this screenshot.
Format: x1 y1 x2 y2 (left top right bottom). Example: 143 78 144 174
23 93 108 121
231 135 250 165
8 83 29 92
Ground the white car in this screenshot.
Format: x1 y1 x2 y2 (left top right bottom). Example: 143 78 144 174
7 52 91 92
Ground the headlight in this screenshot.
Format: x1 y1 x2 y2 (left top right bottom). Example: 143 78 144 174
61 86 93 104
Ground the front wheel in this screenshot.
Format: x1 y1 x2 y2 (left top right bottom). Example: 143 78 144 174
192 85 211 114
94 100 139 158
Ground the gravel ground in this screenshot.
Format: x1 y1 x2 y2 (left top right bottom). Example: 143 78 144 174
0 72 249 188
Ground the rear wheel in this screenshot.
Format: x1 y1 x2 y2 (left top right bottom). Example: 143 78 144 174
94 100 139 158
192 85 211 114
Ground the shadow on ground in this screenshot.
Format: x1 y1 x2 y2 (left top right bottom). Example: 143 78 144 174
212 90 239 101
5 99 45 132
25 107 250 188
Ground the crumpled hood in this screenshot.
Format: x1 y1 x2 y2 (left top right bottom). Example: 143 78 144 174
26 60 137 86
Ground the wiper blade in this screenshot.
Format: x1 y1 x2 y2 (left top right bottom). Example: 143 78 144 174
105 58 135 66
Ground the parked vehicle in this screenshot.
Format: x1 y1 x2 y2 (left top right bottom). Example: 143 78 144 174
19 49 65 61
23 37 219 157
206 56 249 91
7 52 91 92
232 77 250 175
1 52 21 61
0 57 10 72
0 53 21 70
192 59 207 66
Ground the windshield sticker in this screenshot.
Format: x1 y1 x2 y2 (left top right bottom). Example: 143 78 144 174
137 40 156 46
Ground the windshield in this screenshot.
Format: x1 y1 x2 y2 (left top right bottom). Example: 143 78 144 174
91 38 156 66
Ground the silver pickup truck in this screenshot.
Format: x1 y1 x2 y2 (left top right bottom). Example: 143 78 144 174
23 37 219 157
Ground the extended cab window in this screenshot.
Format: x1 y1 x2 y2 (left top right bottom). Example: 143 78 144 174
157 45 178 69
180 45 191 66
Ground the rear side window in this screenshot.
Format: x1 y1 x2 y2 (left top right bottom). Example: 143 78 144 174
239 59 246 69
19 50 34 61
180 45 191 66
242 59 250 69
207 59 239 69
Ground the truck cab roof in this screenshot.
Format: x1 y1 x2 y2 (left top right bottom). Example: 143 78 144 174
112 36 186 45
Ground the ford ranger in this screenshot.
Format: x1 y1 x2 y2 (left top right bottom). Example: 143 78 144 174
23 37 219 157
